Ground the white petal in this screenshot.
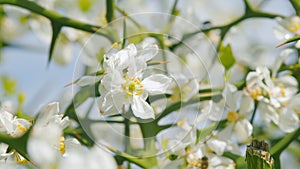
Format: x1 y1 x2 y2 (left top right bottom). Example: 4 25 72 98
226 140 241 155
258 102 279 124
97 91 127 115
218 124 234 141
37 102 60 125
182 78 199 102
239 94 254 117
278 108 299 133
138 42 158 61
206 138 227 155
222 83 239 111
273 49 297 77
132 96 155 119
142 74 172 95
234 119 253 143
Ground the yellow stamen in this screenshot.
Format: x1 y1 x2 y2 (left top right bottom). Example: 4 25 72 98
17 123 27 133
227 111 239 123
288 22 300 33
177 118 187 127
123 77 144 96
111 42 119 49
206 146 214 153
278 83 286 97
16 153 28 165
59 137 66 155
250 88 261 100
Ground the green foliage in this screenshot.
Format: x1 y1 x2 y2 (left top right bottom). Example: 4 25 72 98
219 43 235 71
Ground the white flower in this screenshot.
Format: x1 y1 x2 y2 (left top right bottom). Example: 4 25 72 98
222 83 254 143
0 108 31 164
57 145 117 169
274 16 300 47
245 67 299 132
0 109 31 137
185 143 235 169
98 42 172 119
27 102 70 168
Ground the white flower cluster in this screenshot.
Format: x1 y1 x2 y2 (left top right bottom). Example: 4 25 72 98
98 40 172 119
0 103 117 169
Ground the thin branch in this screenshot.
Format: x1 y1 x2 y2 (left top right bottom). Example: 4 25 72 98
0 0 114 42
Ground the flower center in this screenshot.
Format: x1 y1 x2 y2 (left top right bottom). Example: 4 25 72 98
123 77 144 96
227 111 239 123
277 83 286 97
249 88 261 100
288 22 300 33
177 118 187 127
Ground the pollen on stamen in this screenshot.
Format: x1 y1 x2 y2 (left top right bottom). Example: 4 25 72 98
17 123 27 133
59 137 66 155
227 111 239 123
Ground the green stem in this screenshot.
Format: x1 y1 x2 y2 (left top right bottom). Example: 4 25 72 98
106 0 114 23
270 127 300 155
169 0 283 50
270 127 300 169
250 100 258 124
124 117 130 152
114 5 142 29
0 0 114 42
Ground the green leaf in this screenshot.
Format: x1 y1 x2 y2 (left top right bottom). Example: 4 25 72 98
48 21 62 64
219 43 235 70
276 35 300 48
1 75 17 96
106 0 114 23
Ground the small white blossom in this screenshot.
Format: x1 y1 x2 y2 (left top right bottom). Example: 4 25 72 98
98 41 172 119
